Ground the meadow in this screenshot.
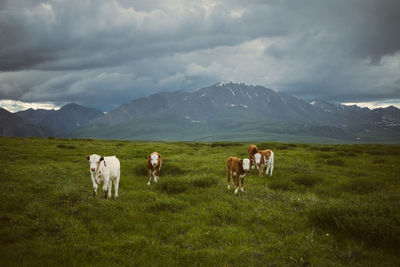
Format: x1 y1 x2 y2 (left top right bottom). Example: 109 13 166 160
0 137 399 266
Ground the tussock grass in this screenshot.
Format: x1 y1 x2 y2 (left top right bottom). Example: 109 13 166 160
56 144 76 149
326 158 345 166
146 198 188 213
1 137 399 266
307 200 400 248
269 180 295 191
155 177 190 194
293 174 321 187
192 176 219 188
342 178 384 194
210 142 244 147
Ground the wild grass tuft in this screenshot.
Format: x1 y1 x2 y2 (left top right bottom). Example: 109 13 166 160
268 180 295 191
293 174 321 187
154 177 189 194
192 176 219 188
307 201 400 248
342 178 384 194
56 144 76 149
326 158 345 166
146 198 188 213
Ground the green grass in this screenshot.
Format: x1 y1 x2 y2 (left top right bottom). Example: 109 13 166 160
0 137 400 266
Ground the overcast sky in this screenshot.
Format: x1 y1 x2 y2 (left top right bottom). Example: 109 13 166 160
1 0 399 111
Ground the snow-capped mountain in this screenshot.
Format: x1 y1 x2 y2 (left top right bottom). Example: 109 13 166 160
69 82 400 142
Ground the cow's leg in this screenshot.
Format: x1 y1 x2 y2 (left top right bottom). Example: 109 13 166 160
107 179 112 198
270 163 274 176
103 176 109 199
234 175 239 194
266 162 270 176
91 173 98 197
240 176 245 192
227 169 231 190
154 169 159 183
113 176 119 198
259 164 264 177
147 169 151 185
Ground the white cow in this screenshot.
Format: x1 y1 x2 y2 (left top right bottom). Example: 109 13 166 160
87 154 120 198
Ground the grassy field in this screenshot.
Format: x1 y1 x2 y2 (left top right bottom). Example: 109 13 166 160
0 137 399 266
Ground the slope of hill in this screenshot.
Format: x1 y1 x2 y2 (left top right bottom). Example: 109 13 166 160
1 137 400 266
16 103 103 136
0 107 51 137
71 83 400 143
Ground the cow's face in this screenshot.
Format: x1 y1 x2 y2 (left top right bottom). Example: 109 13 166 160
254 153 262 165
87 154 101 173
150 153 159 167
95 161 106 182
242 158 250 172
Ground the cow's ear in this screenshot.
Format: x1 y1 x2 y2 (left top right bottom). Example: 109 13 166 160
86 156 90 161
100 156 104 161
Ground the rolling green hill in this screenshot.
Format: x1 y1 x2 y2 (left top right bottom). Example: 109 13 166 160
1 137 399 266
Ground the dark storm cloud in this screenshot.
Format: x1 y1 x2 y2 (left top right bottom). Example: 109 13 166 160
0 0 399 111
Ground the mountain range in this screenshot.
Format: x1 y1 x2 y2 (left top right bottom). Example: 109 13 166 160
1 103 103 137
1 82 399 143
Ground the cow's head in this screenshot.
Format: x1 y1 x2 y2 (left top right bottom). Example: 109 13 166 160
242 158 250 172
87 154 101 173
254 153 262 166
150 153 159 167
95 157 106 182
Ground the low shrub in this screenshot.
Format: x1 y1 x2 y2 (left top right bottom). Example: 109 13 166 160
293 174 321 187
326 158 344 166
56 144 76 149
208 204 239 226
192 176 218 188
210 142 243 147
342 178 383 194
155 178 189 194
162 163 188 176
146 198 188 213
268 180 294 191
372 158 386 164
307 202 400 248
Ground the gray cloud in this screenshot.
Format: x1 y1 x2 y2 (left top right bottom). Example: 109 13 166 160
0 0 399 111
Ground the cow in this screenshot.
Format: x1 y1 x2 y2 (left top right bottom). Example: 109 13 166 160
254 150 274 176
87 154 120 199
248 145 259 169
226 156 250 194
147 152 162 185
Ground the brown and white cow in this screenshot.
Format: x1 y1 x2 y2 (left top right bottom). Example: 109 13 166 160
248 145 259 169
147 152 162 185
226 156 250 194
254 149 275 176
